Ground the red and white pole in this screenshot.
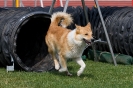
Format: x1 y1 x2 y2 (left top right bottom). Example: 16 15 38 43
60 0 63 7
57 0 63 7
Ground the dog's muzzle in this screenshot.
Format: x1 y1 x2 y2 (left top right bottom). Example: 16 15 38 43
83 38 94 46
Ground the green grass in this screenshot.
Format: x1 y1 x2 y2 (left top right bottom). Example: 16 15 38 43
0 60 133 88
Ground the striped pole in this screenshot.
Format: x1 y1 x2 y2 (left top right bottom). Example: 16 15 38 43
57 0 63 7
4 0 7 7
60 0 63 7
40 0 44 7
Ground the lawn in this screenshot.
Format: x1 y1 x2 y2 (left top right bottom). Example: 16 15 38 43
0 60 133 88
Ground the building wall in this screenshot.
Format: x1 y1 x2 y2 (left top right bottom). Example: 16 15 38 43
0 0 132 7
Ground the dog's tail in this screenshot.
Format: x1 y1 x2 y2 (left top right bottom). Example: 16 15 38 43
51 12 73 28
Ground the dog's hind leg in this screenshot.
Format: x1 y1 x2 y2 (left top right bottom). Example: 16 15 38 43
52 55 60 70
75 58 86 76
54 57 60 70
48 49 60 70
45 37 60 70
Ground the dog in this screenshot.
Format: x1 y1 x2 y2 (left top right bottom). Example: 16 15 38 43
45 12 93 76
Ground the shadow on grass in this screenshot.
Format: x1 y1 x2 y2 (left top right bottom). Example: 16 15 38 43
48 66 94 79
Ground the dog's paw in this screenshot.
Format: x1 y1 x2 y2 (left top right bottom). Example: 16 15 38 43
59 68 67 72
55 64 60 70
66 72 72 76
77 70 82 76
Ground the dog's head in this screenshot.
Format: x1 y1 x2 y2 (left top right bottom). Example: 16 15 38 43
75 22 93 45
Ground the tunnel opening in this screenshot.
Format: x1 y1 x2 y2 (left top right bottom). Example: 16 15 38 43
13 14 53 71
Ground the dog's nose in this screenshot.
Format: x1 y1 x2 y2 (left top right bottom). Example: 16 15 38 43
91 38 95 42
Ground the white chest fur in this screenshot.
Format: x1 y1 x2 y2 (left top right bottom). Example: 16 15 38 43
66 30 86 59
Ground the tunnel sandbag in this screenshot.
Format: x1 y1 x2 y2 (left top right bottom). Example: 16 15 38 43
88 49 133 65
0 8 54 72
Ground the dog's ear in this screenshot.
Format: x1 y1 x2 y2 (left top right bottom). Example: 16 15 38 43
75 24 80 29
75 24 80 34
86 22 91 27
86 22 92 31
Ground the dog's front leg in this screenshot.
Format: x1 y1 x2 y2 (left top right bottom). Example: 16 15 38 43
75 58 86 76
58 54 72 76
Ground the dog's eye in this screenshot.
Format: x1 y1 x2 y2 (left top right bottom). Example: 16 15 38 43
85 33 88 35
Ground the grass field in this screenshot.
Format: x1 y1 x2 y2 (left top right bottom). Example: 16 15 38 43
0 60 133 88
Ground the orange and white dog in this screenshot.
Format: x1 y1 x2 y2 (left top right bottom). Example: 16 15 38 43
45 12 93 76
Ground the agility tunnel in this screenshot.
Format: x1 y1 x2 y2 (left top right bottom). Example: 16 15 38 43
89 6 133 57
0 7 55 72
